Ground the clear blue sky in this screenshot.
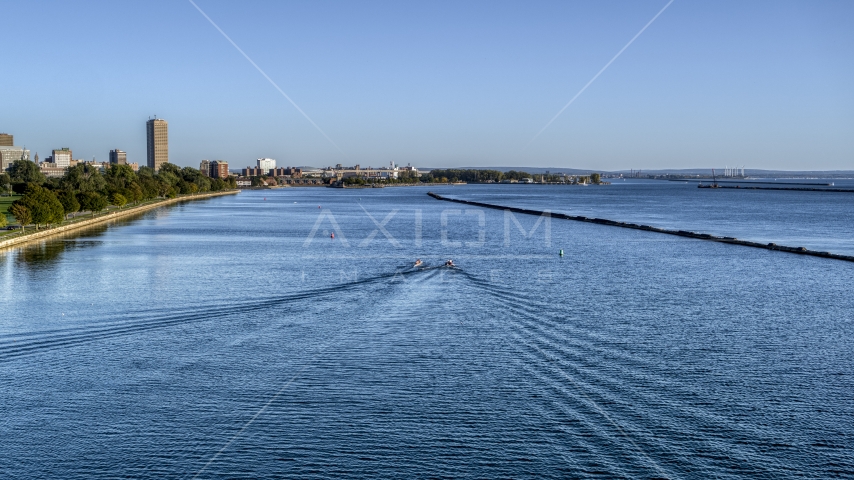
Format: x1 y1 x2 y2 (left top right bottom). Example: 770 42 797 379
2 0 852 171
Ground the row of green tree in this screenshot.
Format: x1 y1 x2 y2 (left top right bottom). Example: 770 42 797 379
420 169 600 183
341 173 421 185
421 169 508 183
338 169 532 184
332 169 602 185
2 160 236 230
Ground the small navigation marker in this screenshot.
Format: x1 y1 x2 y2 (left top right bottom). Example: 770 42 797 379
559 249 564 257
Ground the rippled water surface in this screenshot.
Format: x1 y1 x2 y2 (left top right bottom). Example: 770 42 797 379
1 184 852 479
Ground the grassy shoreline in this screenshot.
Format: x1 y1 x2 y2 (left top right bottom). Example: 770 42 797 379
0 195 22 225
0 190 239 250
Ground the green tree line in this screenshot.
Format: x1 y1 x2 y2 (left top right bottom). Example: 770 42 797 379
420 169 601 184
3 160 236 231
421 169 508 183
328 168 602 185
341 172 421 185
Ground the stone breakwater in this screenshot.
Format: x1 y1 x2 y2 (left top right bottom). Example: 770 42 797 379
0 190 239 251
427 192 854 264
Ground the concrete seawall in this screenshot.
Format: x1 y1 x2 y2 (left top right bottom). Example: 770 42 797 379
0 190 239 251
427 192 854 264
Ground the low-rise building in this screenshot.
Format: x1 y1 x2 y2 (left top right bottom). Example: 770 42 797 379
72 161 111 172
271 167 302 178
281 178 324 185
39 163 67 178
242 166 264 177
321 162 417 180
398 164 419 177
0 146 30 171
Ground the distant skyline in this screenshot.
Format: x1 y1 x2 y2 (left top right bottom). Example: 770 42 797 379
3 0 853 170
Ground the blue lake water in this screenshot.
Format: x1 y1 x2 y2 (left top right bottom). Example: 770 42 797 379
1 183 852 478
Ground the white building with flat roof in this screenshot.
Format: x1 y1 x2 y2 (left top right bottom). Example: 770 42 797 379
40 164 67 178
257 158 276 173
51 148 72 167
0 146 30 171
